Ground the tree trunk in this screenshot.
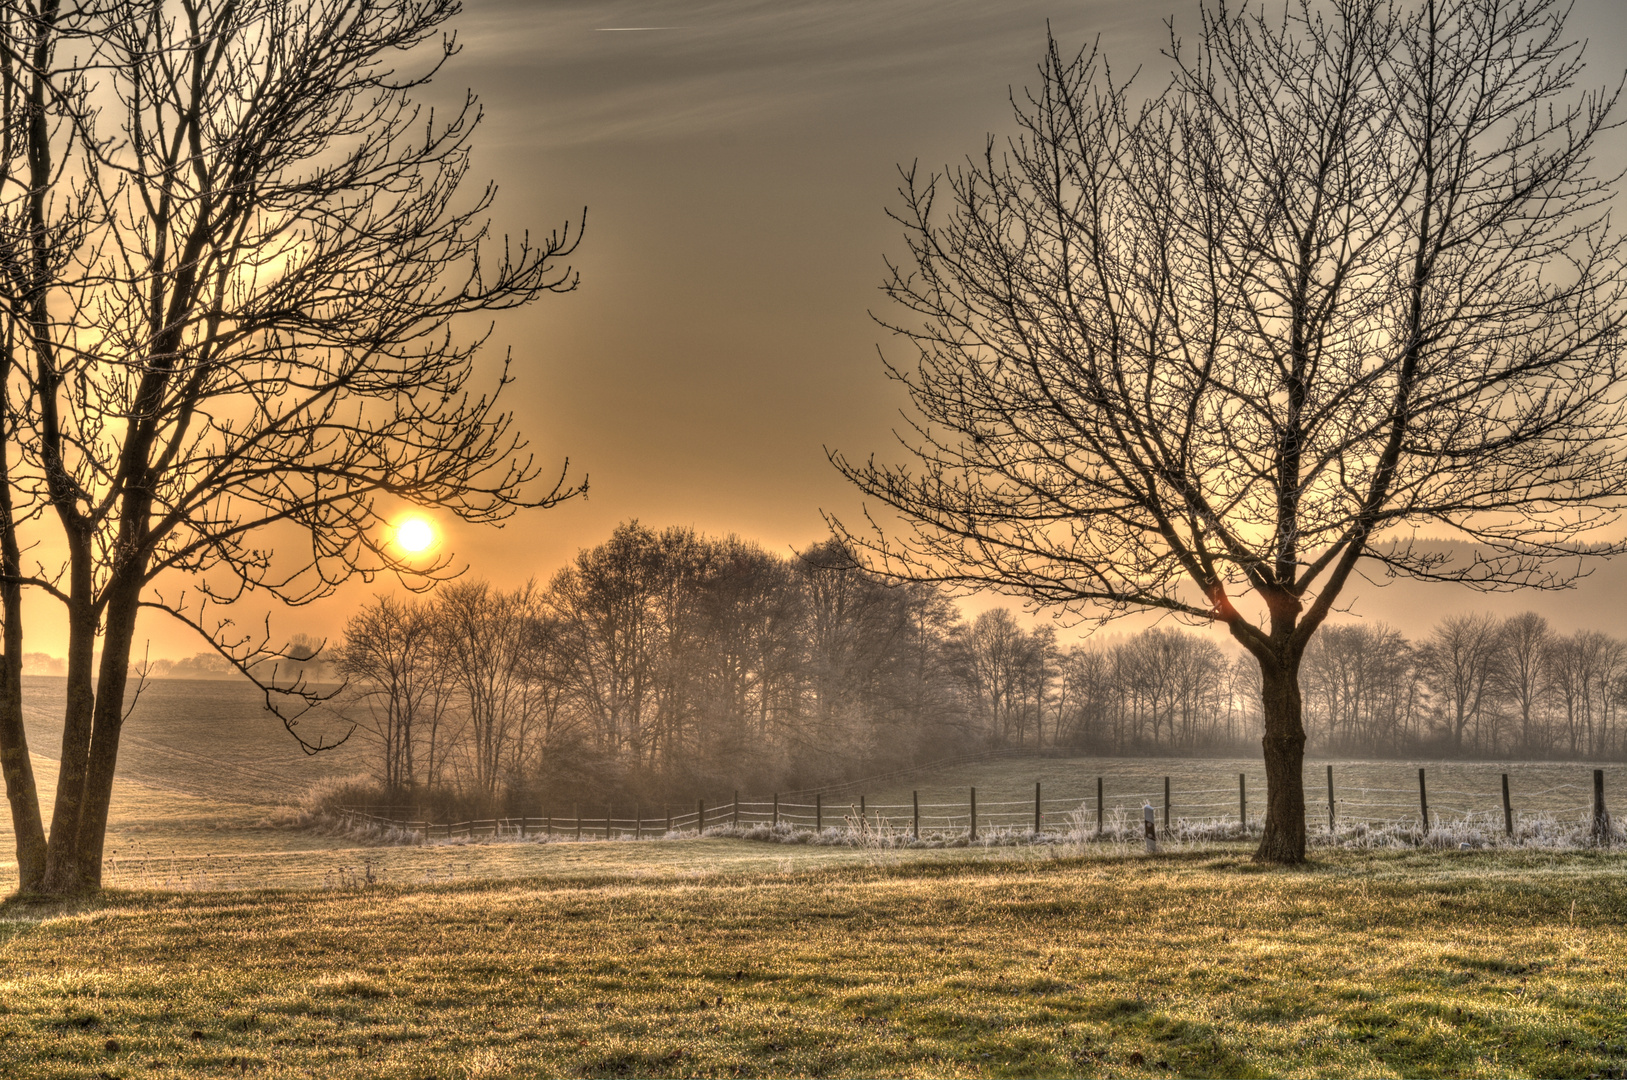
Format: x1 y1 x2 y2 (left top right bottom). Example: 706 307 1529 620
0 329 46 892
1255 659 1307 864
75 582 143 888
40 538 98 895
0 470 44 891
0 586 44 891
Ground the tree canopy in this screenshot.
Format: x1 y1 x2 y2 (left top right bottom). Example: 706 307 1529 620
834 0 1627 861
0 0 582 896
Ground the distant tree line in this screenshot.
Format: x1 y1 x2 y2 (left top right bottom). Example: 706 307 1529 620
1298 613 1627 761
976 610 1627 762
333 522 1627 810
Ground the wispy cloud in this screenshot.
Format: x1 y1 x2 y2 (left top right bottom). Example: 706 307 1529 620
455 0 1154 149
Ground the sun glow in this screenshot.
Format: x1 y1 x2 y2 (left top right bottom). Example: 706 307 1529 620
394 516 436 554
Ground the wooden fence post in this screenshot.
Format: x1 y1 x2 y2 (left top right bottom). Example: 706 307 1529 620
860 795 866 833
1238 773 1246 832
913 790 920 839
1594 769 1611 846
1163 776 1170 837
1418 768 1429 833
773 793 779 827
1502 774 1513 837
970 787 978 841
1035 781 1042 835
1097 776 1104 838
605 805 613 841
1327 764 1336 833
546 809 552 839
520 813 527 840
635 804 641 841
697 798 706 836
733 790 739 828
575 803 582 842
666 807 672 835
816 793 822 832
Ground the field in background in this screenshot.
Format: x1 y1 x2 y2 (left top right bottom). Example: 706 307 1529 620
2 677 366 889
3 673 1625 893
19 675 359 805
344 755 1624 851
6 737 1103 891
3 847 1626 1078
802 756 1622 836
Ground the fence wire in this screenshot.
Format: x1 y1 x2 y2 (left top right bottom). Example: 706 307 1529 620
339 761 1620 844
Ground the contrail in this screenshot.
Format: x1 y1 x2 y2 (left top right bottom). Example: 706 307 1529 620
594 27 681 31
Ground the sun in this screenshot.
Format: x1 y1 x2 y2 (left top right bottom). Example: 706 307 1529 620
394 516 436 554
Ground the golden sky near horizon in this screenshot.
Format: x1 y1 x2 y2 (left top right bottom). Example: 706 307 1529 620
30 0 1627 661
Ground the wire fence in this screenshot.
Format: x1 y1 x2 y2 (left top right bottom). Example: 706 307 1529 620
338 761 1620 845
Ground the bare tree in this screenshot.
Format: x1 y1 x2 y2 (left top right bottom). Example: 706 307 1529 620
1548 629 1625 757
1495 612 1552 755
337 594 453 793
690 536 804 771
436 580 548 800
953 608 1029 747
0 0 114 901
1416 613 1501 753
547 523 666 767
0 0 583 896
1302 622 1414 753
832 0 1627 861
1054 645 1115 748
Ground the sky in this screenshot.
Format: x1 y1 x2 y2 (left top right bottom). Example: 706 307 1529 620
87 0 1627 660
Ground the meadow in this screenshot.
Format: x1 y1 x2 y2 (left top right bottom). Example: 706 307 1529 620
4 680 1627 1076
17 675 360 805
1 678 371 889
3 844 1627 1078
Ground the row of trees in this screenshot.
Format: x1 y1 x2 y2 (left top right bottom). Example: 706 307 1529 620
945 610 1627 761
337 523 965 805
335 522 1627 808
1302 614 1627 760
957 610 1627 760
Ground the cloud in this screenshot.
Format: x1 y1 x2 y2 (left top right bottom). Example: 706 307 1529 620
456 0 1153 148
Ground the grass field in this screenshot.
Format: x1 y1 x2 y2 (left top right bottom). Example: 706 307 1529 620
3 844 1626 1078
1 677 374 889
5 686 1627 1076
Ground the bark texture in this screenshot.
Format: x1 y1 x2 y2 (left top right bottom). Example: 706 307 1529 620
1256 662 1308 864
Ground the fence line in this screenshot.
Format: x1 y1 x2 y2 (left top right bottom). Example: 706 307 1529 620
338 764 1619 846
